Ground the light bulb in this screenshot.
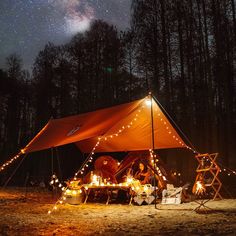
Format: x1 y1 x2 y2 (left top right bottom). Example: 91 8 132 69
145 99 152 106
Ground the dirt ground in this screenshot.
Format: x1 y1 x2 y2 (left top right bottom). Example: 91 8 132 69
0 187 236 236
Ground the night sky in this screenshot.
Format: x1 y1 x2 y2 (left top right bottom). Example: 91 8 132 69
0 0 131 71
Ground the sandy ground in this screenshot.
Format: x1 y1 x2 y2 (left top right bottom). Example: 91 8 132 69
0 188 236 236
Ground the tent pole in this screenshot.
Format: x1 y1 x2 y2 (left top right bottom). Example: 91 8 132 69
149 92 158 209
3 154 27 188
51 148 54 176
55 147 62 180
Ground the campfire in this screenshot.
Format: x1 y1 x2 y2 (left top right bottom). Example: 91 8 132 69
194 180 206 196
193 179 212 213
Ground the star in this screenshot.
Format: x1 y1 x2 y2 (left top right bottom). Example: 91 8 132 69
0 0 132 71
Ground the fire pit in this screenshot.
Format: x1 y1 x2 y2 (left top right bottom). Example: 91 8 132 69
193 180 212 213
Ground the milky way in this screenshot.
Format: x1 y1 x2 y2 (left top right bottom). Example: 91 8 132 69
49 0 95 34
0 0 131 71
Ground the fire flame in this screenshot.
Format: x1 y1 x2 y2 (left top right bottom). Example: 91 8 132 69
126 176 134 185
195 181 206 195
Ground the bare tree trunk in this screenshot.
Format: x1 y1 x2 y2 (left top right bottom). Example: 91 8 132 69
160 0 170 107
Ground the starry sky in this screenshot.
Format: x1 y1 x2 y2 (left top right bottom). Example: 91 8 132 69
0 0 131 71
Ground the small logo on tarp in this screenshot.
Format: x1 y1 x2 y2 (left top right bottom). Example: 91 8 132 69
67 126 81 136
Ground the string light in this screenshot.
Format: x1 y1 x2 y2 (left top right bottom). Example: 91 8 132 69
156 111 199 154
49 174 65 191
149 149 167 181
48 194 68 214
0 150 25 173
219 165 236 177
47 184 83 214
196 155 236 177
173 172 182 177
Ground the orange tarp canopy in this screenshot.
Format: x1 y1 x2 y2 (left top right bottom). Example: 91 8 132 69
22 97 187 154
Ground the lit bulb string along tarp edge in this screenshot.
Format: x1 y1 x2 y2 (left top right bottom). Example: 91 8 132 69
0 149 25 172
0 119 51 173
154 106 198 154
1 96 191 173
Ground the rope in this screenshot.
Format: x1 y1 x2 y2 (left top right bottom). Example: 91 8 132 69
221 184 233 198
3 154 27 188
152 95 199 153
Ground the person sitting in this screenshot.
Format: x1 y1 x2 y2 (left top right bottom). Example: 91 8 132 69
134 162 150 184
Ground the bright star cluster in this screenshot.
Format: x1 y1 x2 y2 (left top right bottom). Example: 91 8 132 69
0 0 131 70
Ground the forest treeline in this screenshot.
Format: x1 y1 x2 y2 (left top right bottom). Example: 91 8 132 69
0 0 235 169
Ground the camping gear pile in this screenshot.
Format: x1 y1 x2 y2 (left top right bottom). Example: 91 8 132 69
161 184 183 204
